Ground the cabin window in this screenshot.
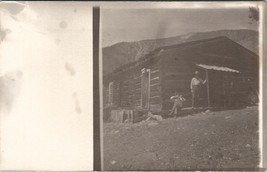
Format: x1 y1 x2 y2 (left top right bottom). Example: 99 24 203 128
108 82 114 105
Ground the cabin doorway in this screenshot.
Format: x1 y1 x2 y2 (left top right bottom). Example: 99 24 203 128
141 68 150 109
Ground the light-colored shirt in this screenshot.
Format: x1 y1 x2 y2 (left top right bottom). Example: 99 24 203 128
171 95 185 101
190 77 206 90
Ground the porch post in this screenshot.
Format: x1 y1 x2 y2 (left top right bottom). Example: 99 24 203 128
206 69 211 108
147 69 151 111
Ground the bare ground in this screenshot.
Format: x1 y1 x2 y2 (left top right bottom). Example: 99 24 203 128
103 106 259 171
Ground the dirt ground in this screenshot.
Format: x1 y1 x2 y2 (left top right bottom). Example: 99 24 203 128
103 106 260 171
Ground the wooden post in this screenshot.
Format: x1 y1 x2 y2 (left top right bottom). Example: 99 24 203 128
206 69 211 109
147 69 151 111
222 75 226 108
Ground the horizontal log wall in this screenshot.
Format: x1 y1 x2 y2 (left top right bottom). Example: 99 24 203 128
108 58 162 111
164 65 196 74
161 57 195 109
104 57 164 112
119 72 136 108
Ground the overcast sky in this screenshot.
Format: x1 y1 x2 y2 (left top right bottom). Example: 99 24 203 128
102 7 259 47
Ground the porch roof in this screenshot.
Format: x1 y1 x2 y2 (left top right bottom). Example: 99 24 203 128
196 64 240 73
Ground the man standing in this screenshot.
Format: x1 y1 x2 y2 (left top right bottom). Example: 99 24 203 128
191 71 206 109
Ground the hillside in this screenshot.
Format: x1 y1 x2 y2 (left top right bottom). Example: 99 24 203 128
104 107 259 170
102 29 258 75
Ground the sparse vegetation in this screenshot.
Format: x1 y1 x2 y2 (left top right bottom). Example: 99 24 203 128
104 107 259 170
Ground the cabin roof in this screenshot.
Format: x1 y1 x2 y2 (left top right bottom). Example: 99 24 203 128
105 36 257 80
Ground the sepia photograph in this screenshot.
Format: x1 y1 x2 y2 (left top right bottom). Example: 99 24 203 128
101 3 263 171
0 1 265 171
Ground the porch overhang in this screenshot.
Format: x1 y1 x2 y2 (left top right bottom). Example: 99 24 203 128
196 64 240 73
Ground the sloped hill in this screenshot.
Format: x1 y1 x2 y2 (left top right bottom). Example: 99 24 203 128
104 107 259 170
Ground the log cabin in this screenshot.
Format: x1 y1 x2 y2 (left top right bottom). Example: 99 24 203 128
103 36 259 117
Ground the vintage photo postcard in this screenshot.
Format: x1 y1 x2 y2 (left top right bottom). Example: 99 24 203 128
0 1 266 171
100 2 265 171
